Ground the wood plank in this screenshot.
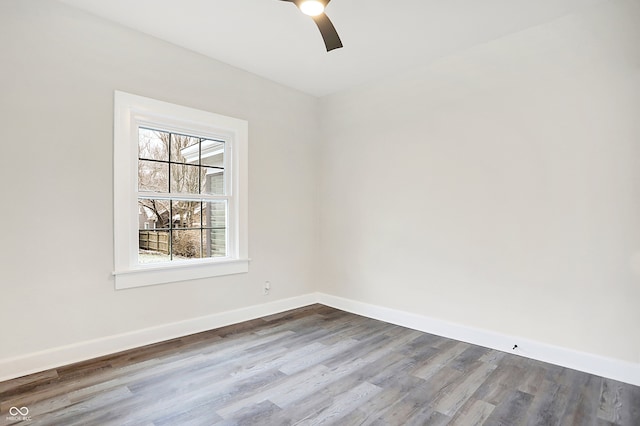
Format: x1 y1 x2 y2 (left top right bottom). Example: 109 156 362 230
294 381 382 425
433 360 498 416
411 341 469 380
598 376 640 426
448 399 496 425
559 369 599 425
483 389 535 426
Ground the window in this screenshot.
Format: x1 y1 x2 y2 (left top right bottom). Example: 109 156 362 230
137 128 227 262
114 91 248 289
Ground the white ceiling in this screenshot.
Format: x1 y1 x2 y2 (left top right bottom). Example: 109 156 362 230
57 0 601 97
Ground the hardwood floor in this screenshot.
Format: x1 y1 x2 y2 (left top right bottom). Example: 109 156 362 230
1 305 638 425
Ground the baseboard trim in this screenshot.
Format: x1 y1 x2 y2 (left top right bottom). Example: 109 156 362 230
316 293 640 387
2 292 638 387
0 294 318 383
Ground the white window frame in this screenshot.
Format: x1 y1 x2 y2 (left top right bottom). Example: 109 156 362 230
113 91 248 289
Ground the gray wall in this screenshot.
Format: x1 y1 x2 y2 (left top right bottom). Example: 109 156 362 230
0 0 320 359
319 0 640 364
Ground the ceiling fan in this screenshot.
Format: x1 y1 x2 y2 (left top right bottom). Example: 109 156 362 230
279 0 343 52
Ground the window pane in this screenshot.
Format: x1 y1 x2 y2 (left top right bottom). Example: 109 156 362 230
170 163 200 194
172 229 202 259
138 230 170 264
202 200 226 228
138 160 168 192
138 128 169 161
171 200 202 228
204 228 226 258
138 199 170 229
202 169 225 195
171 134 200 164
202 201 226 258
201 140 224 167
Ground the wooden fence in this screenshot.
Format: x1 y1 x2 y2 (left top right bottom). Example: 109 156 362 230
139 230 170 254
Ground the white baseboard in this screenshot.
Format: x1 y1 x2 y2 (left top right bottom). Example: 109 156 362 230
2 292 639 387
316 293 640 387
0 294 318 383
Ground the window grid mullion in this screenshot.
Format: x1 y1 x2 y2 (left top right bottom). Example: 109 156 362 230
136 156 223 170
199 137 202 195
169 200 174 261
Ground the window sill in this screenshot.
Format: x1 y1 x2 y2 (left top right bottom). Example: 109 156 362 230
113 258 250 290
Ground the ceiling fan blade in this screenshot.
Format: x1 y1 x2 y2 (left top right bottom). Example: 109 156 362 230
312 13 343 52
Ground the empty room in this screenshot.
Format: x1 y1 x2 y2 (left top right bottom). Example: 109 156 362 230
1 0 639 424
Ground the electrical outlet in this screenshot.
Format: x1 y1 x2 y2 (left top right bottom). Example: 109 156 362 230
264 281 270 295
